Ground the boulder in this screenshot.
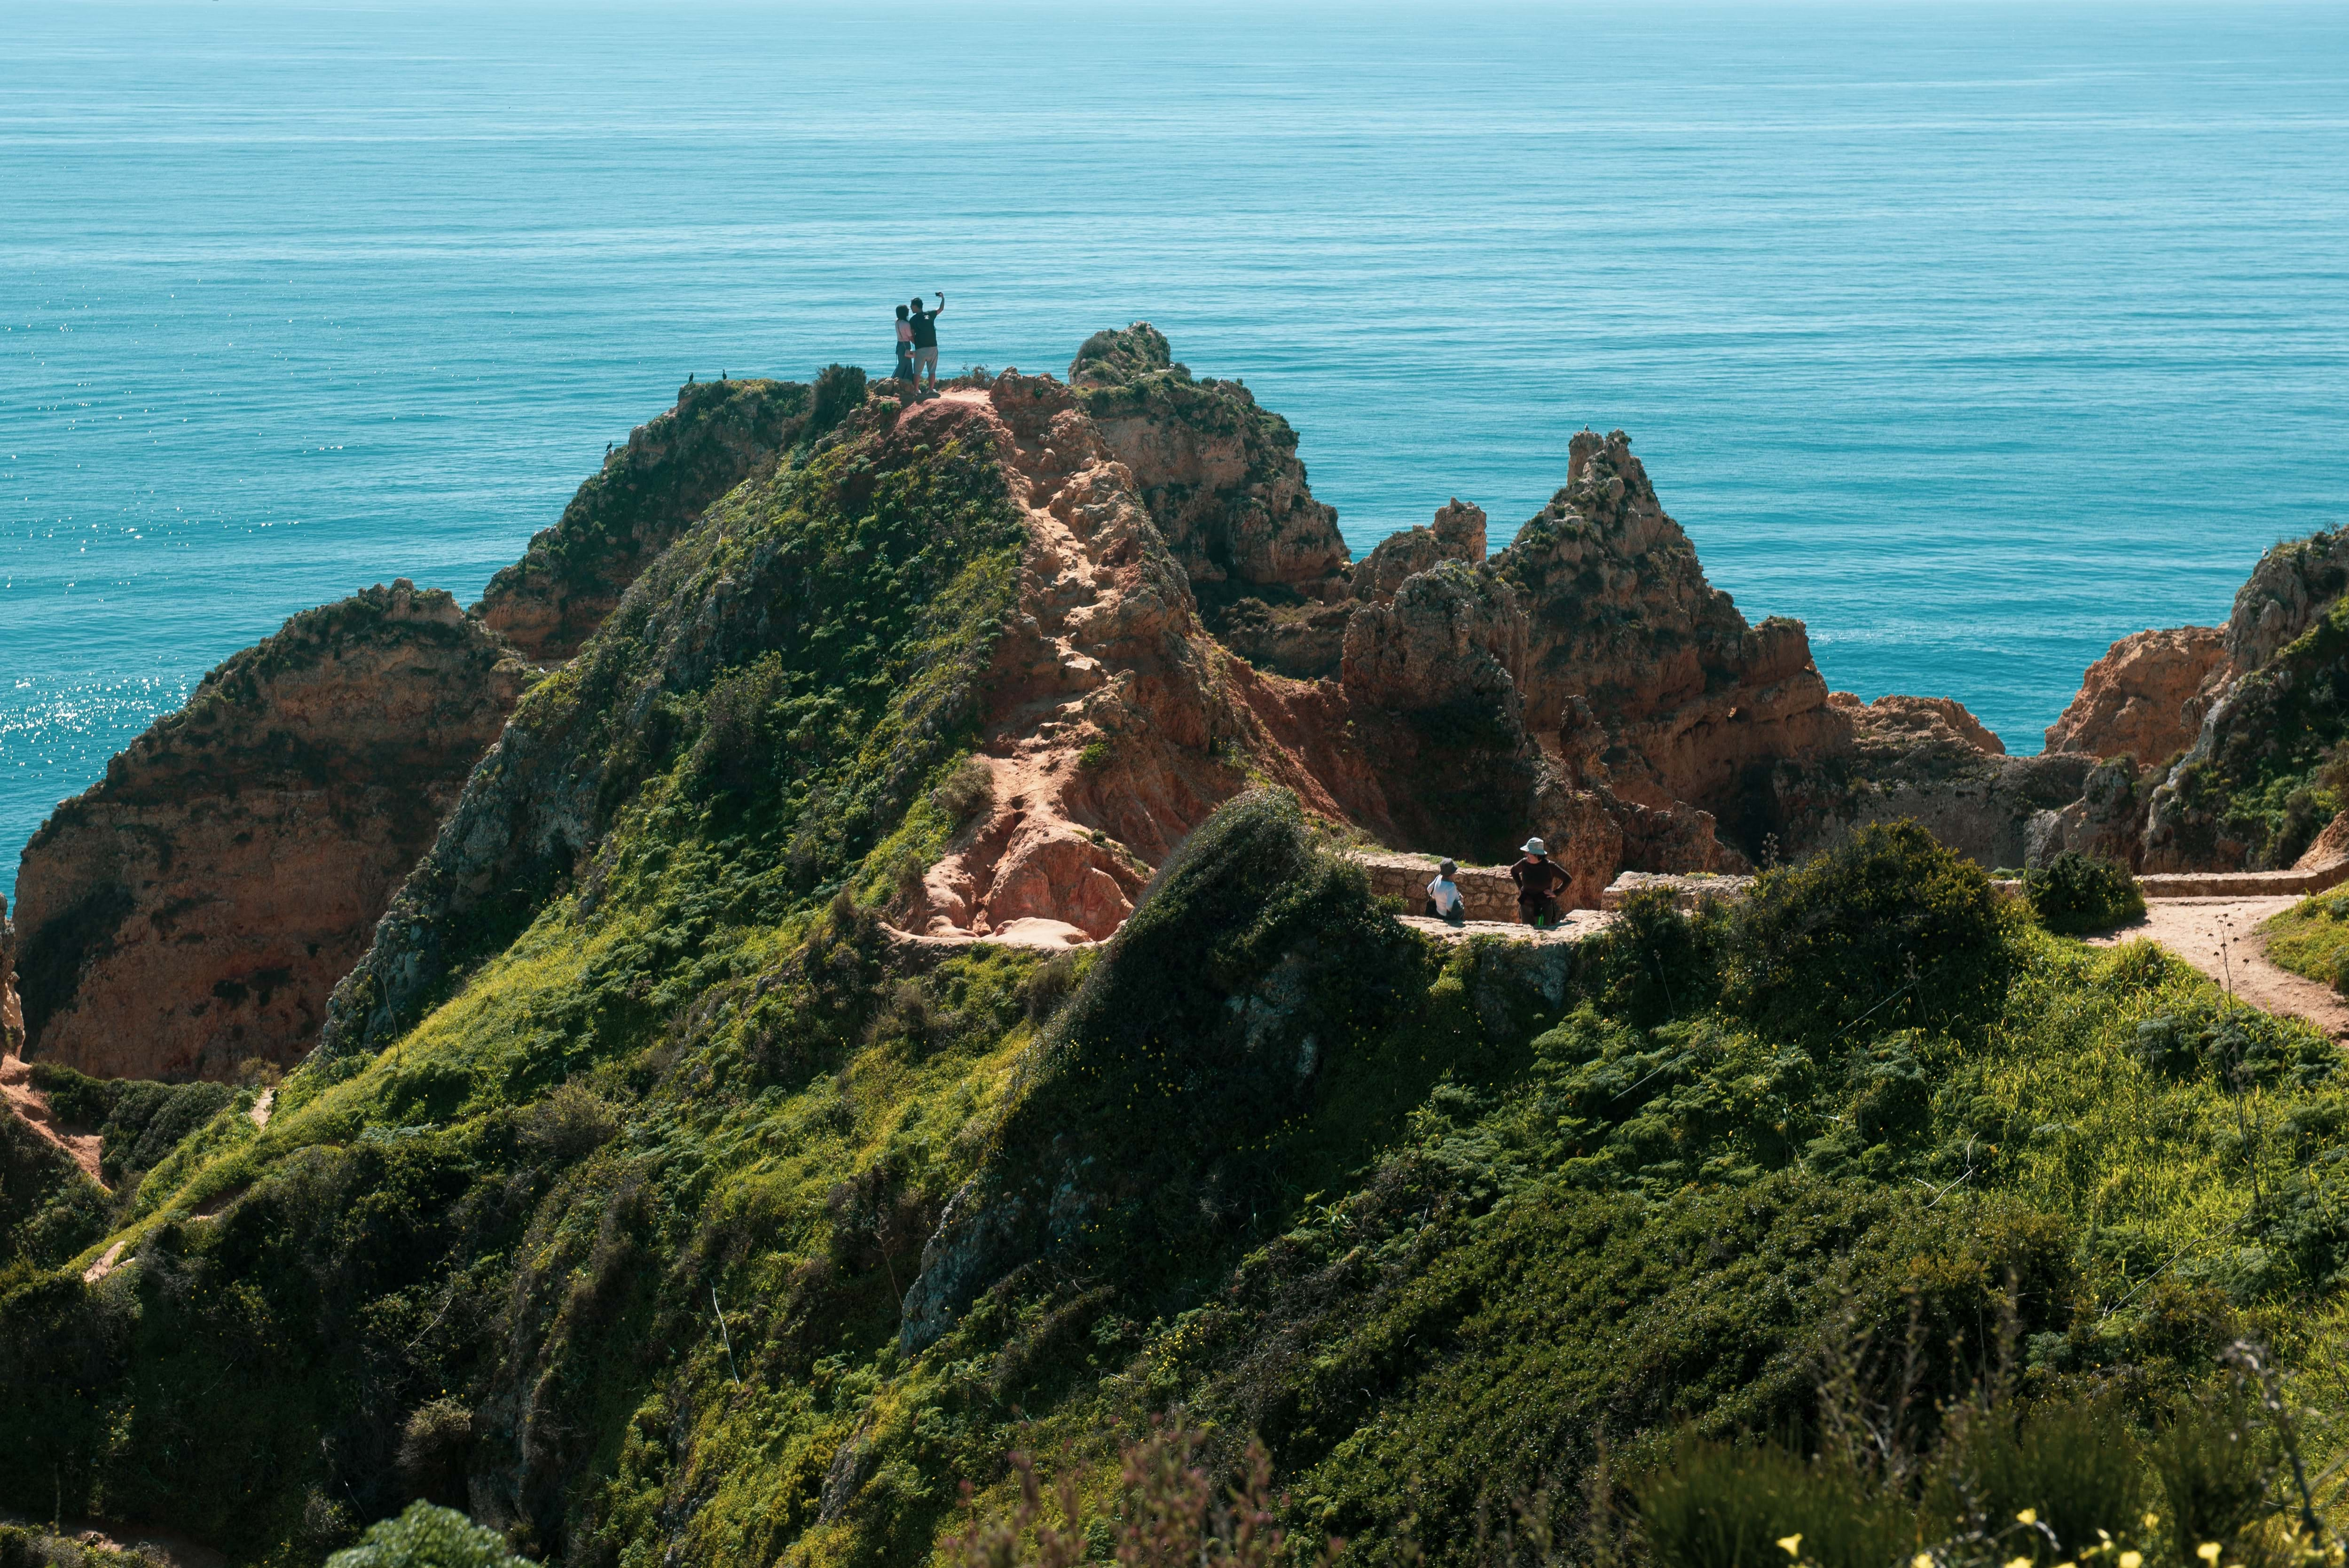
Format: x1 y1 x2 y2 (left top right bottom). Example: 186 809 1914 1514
1339 559 1526 721
1353 498 1488 605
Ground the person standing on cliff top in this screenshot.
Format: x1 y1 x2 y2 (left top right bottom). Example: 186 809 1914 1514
908 292 944 393
894 305 916 384
1510 837 1570 928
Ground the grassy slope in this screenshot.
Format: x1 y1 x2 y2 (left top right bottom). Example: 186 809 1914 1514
2263 891 2349 993
1 422 2346 1566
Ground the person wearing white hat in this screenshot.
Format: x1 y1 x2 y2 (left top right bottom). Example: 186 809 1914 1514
1510 836 1569 927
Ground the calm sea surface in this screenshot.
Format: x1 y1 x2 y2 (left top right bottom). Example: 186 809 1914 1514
7 1 2349 902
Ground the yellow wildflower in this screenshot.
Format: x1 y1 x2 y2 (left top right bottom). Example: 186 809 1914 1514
1778 1537 1803 1559
2122 1553 2144 1568
2006 1558 2031 1568
2019 1510 2039 1526
2198 1547 2222 1566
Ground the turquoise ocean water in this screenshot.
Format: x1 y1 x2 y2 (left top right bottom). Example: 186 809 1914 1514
6 1 2349 902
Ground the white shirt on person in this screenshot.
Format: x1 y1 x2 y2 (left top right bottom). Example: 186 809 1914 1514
1426 876 1464 915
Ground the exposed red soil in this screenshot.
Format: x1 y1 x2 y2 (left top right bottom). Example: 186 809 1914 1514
1 1046 102 1186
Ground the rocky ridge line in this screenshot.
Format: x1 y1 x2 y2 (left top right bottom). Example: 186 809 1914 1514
476 374 825 662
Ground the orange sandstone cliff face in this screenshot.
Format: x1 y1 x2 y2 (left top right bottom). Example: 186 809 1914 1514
1493 431 1849 830
2043 626 2224 774
11 583 529 1080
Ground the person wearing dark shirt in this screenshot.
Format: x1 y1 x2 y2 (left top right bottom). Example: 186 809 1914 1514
894 304 915 383
1509 836 1570 927
907 292 944 391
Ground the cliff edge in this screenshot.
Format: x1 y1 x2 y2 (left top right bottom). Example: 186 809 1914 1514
475 374 826 662
11 582 529 1079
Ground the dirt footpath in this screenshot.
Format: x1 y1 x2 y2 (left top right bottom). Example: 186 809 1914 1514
2090 896 2349 1039
1 1047 102 1183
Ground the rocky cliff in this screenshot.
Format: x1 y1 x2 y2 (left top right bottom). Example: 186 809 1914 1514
11 583 529 1079
1493 431 1848 825
1069 325 1353 675
475 374 825 663
1768 692 2092 870
323 352 1802 1053
2027 527 2349 872
1 892 20 1056
2043 626 2224 772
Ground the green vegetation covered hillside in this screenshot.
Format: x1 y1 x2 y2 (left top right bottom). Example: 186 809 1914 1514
3 411 2346 1567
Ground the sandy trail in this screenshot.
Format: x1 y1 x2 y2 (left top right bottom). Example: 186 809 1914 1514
1 1047 103 1184
2089 895 2349 1039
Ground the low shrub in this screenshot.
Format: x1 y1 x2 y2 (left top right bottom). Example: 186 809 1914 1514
25 1063 235 1189
808 362 868 436
1641 1437 1906 1568
929 756 994 823
2025 851 2145 934
326 1502 529 1568
1718 821 2016 1044
1644 1379 2316 1568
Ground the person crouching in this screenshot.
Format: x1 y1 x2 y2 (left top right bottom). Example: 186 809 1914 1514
1425 859 1466 924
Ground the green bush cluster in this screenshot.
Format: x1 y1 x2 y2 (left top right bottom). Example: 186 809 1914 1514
2025 851 2146 934
1719 821 2018 1043
28 1063 236 1189
1642 1379 2305 1568
326 1503 532 1568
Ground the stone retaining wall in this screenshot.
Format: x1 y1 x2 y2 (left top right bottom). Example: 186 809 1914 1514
1598 871 1754 912
1356 852 1527 921
2137 862 2349 900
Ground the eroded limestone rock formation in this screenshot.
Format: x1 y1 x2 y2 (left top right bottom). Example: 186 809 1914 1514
2025 528 2349 872
1068 324 1348 601
2043 626 2224 773
1493 431 1847 822
1069 324 1352 678
1352 498 1488 604
13 583 529 1079
1765 693 2089 870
